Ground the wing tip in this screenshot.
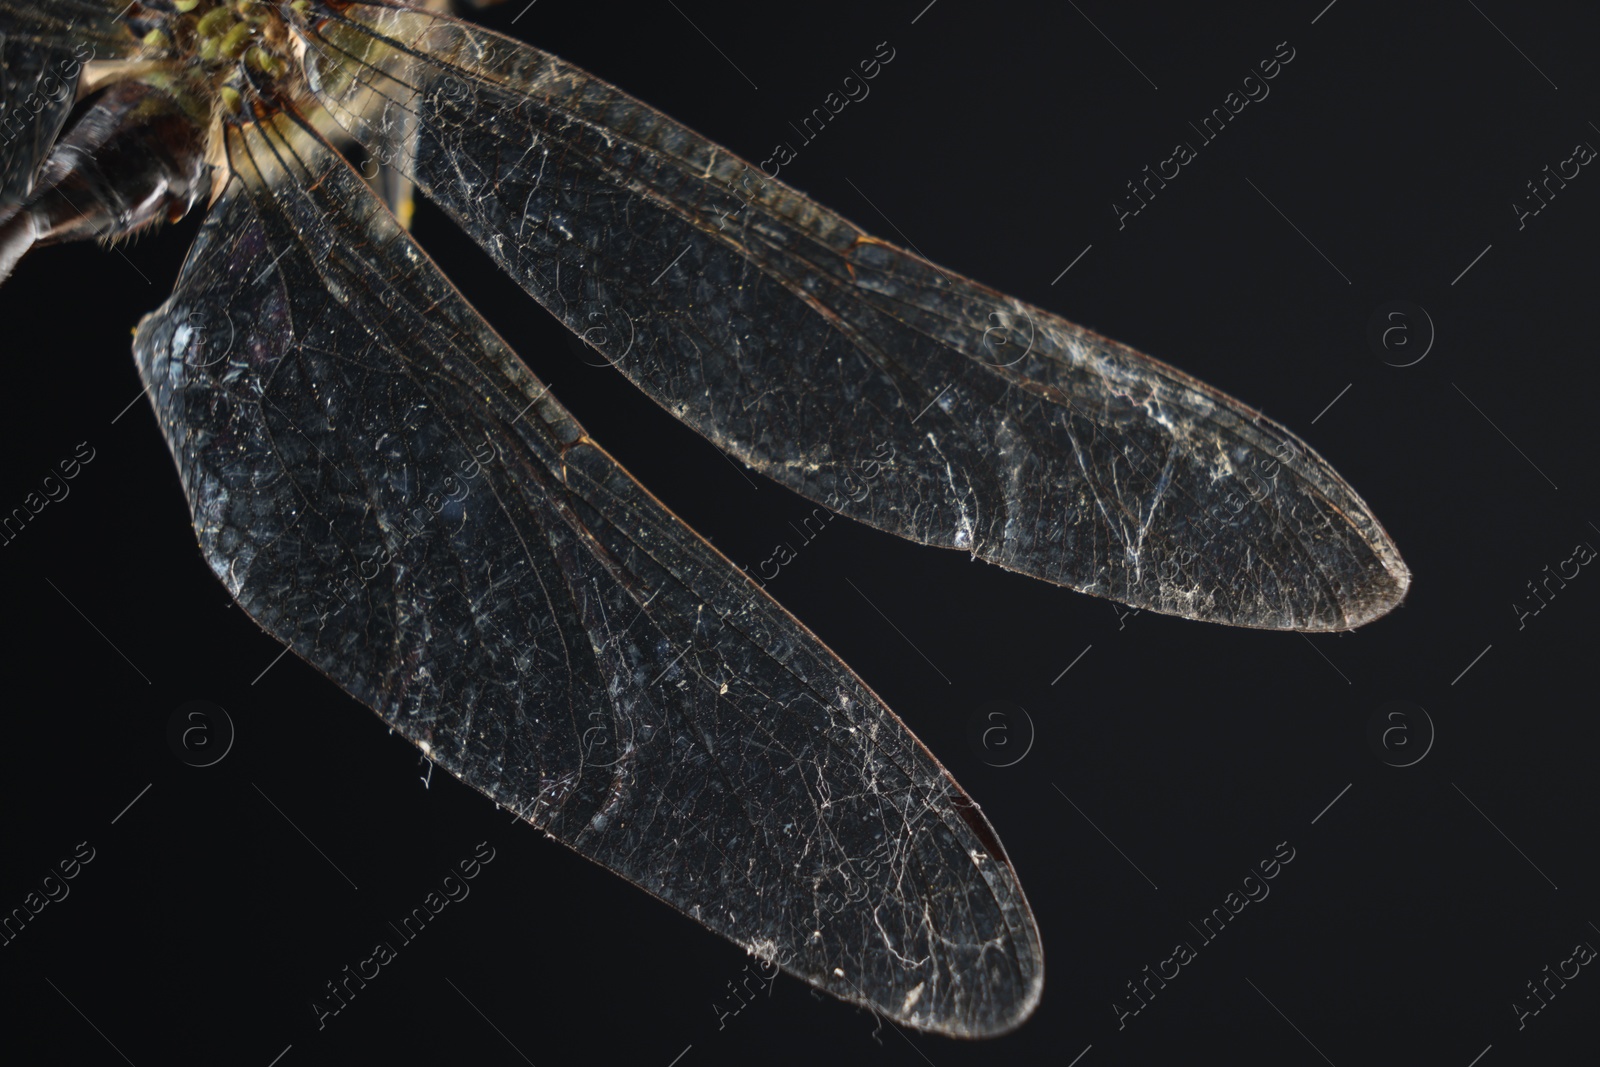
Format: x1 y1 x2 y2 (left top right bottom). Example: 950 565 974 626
1314 521 1412 633
965 940 1046 1039
881 927 1045 1039
888 871 1046 1039
1340 552 1411 631
834 821 1046 1039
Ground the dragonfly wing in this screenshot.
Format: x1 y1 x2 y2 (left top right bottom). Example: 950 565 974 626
299 2 1408 631
132 114 1042 1038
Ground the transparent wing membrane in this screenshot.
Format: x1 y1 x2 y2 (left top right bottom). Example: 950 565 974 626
131 112 1042 1037
300 2 1408 631
1 0 1424 1040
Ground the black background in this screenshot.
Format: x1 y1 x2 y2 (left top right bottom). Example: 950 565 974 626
2 1 1596 1064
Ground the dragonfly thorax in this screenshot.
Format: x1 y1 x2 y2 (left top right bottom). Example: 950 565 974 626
121 1 305 118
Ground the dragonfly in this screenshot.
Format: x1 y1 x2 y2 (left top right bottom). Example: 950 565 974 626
0 0 1408 1038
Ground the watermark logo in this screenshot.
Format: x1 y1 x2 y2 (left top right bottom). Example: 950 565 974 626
1366 700 1434 768
0 42 94 147
566 301 637 368
1513 936 1595 1030
311 841 496 1030
966 699 1035 768
1366 301 1434 367
1512 139 1595 230
738 441 895 590
0 441 96 549
1513 538 1594 630
978 303 1037 368
0 841 95 948
1113 840 1296 1029
757 41 897 182
713 955 779 1030
166 700 235 768
580 705 635 770
181 307 235 368
1112 41 1297 230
